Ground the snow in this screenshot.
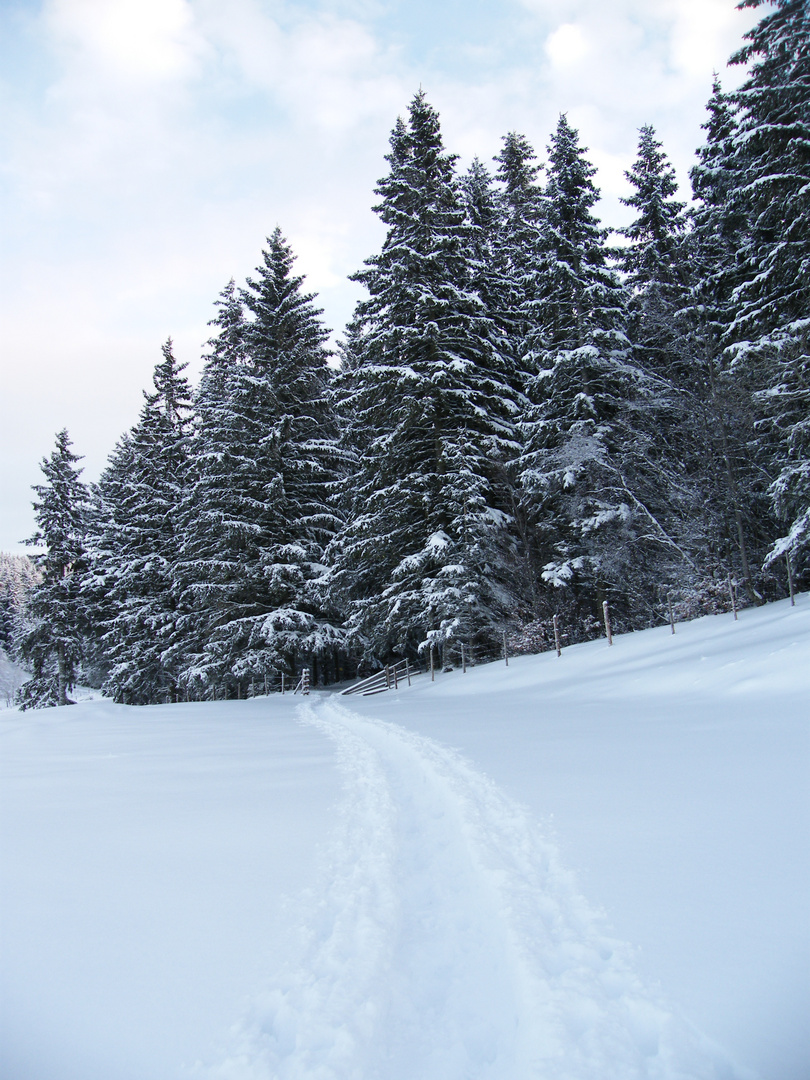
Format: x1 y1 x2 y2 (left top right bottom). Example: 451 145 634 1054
0 701 341 1080
1 596 808 1079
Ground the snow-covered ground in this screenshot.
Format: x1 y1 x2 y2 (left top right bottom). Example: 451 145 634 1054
1 597 807 1080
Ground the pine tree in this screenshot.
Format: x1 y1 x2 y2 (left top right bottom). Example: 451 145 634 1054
0 553 40 657
329 93 525 664
459 158 513 356
619 125 689 378
724 0 810 581
17 430 89 709
86 340 192 704
616 124 725 600
518 115 690 630
728 0 809 344
177 232 345 695
684 76 770 602
492 130 547 365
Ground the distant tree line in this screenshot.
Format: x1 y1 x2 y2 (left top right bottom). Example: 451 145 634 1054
10 0 808 707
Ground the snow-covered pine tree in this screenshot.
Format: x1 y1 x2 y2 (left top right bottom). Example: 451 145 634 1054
684 76 770 602
492 130 547 370
724 0 810 583
329 93 526 665
86 340 192 704
0 553 40 657
616 124 725 599
17 430 89 709
177 232 345 695
728 0 809 344
619 125 689 378
459 158 513 358
518 115 692 631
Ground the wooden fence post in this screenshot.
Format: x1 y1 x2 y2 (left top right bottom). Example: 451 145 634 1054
503 630 509 666
603 600 613 646
786 553 796 606
667 591 675 635
553 614 561 657
281 672 285 695
461 642 466 673
728 573 738 620
406 658 411 686
430 645 434 682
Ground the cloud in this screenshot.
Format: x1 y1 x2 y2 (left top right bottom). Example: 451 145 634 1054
44 0 206 82
195 0 405 133
0 0 764 551
545 23 589 68
666 0 750 78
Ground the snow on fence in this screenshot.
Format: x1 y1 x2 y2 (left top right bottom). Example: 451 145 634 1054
336 577 802 699
293 668 311 696
341 659 418 697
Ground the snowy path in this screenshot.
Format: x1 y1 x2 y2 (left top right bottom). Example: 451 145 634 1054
212 699 744 1080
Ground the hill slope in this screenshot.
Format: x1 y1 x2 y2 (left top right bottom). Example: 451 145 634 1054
1 597 807 1079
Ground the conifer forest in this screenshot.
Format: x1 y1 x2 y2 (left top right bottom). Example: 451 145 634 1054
9 0 809 707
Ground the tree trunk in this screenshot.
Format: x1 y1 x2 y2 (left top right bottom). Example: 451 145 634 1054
57 640 67 707
705 347 757 600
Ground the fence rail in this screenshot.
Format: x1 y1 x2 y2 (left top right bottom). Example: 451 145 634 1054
341 659 419 697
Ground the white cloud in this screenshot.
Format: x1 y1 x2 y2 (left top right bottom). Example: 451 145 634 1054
666 0 749 78
44 0 207 82
545 23 589 68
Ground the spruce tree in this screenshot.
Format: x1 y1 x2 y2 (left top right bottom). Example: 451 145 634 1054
685 77 769 601
728 0 809 344
725 0 810 581
329 93 525 664
459 158 514 359
86 340 192 704
518 115 690 630
619 125 689 378
177 232 344 695
616 125 724 601
0 554 39 657
492 130 547 366
17 430 89 709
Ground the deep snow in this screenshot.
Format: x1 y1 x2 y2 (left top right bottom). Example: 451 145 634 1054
1 596 808 1079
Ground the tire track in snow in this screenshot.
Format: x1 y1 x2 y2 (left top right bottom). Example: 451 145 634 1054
206 700 750 1080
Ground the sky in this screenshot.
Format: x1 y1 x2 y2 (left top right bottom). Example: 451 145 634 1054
0 0 761 554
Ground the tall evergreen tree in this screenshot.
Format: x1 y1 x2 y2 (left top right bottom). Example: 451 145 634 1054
459 158 513 357
619 125 689 378
86 340 192 704
329 93 525 663
177 231 345 694
518 115 689 628
725 0 810 580
0 554 39 657
685 76 769 601
17 430 88 709
492 130 547 365
728 0 809 344
616 125 723 597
